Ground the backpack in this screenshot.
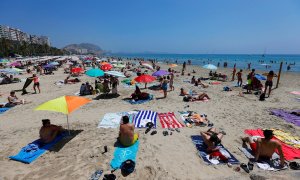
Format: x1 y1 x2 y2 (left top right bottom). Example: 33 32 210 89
120 159 135 175
259 93 265 101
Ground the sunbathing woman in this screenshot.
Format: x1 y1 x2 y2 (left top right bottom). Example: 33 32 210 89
201 128 224 152
190 93 210 101
180 88 188 96
183 112 208 125
131 85 149 100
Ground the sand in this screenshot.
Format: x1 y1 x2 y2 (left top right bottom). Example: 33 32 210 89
0 61 300 180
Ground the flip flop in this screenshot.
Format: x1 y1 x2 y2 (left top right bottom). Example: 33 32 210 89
240 163 250 173
150 130 157 135
175 128 180 133
208 122 214 127
90 170 103 180
145 127 151 134
248 161 254 171
163 131 169 136
168 128 174 131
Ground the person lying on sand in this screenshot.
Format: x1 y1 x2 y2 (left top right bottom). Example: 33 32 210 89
131 85 149 100
241 129 285 167
6 91 28 107
180 88 188 96
183 112 208 125
39 119 64 144
64 76 80 84
195 78 209 88
119 116 139 147
201 128 224 152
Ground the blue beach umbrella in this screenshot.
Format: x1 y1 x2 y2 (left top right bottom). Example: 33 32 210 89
49 62 59 65
202 64 218 70
152 70 169 77
85 68 104 77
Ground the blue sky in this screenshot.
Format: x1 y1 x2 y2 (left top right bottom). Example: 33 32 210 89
1 0 300 54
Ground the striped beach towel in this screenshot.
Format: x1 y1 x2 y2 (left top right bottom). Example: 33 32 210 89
158 112 184 128
133 110 157 128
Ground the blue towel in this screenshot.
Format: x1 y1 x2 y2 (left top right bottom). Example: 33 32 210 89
110 140 139 170
0 107 10 114
9 133 66 164
255 74 266 80
124 95 153 105
191 135 239 164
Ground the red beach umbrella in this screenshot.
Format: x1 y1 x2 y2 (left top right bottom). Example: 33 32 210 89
134 74 156 83
101 64 113 71
71 67 83 73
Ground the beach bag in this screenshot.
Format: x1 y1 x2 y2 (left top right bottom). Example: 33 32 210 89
120 159 135 175
259 93 265 101
223 86 230 91
183 96 190 102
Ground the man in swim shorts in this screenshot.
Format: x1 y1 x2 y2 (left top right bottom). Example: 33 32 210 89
241 129 285 167
119 116 139 147
264 70 274 97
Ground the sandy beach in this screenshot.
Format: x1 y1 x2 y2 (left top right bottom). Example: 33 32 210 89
0 61 300 180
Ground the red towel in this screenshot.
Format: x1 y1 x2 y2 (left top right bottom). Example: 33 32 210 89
245 129 300 160
158 112 184 128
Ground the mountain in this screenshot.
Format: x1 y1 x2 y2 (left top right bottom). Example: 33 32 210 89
63 43 105 55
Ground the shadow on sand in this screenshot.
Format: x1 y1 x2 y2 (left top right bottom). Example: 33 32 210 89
49 129 83 152
93 94 120 100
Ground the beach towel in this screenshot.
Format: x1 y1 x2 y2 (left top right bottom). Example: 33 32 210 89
133 110 157 128
245 129 300 160
110 140 139 170
271 109 300 127
0 107 10 114
124 95 154 105
158 112 184 128
98 111 137 128
9 133 66 164
290 91 300 95
191 135 239 164
210 81 221 85
270 129 300 149
238 147 288 171
255 74 266 80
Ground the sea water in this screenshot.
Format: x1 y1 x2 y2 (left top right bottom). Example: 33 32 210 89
114 54 300 73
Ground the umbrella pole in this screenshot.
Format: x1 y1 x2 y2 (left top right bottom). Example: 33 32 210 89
67 115 71 136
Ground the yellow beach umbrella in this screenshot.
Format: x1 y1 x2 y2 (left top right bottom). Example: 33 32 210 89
35 96 91 134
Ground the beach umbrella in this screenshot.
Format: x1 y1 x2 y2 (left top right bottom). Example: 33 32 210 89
0 68 23 74
202 64 217 70
101 64 113 71
8 61 21 67
35 96 91 135
134 74 156 83
71 67 83 73
43 64 55 68
113 64 125 68
49 62 59 66
141 63 153 70
104 71 126 78
152 70 169 77
169 64 178 67
85 68 104 77
100 62 109 65
0 59 9 63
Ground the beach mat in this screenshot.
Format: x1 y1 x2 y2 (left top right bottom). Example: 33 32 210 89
0 107 10 114
290 91 300 95
98 111 137 128
110 140 139 170
245 129 300 160
271 109 300 127
158 112 184 128
191 135 239 164
238 147 288 171
270 129 300 149
133 110 157 128
9 133 66 164
123 95 154 105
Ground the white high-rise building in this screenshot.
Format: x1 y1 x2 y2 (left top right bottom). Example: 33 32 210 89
0 25 10 39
